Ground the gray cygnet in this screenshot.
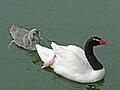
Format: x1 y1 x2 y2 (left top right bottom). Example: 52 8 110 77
9 25 42 50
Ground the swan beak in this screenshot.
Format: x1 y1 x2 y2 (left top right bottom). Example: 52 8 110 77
100 39 106 45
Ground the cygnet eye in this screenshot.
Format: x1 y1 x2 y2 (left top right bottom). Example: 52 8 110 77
33 32 36 36
33 30 39 36
35 30 39 34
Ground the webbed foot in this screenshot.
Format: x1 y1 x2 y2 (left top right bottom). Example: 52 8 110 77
41 55 56 68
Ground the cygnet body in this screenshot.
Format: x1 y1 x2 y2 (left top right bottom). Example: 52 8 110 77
9 25 42 50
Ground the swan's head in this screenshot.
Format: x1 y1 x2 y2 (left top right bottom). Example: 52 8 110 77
87 36 106 46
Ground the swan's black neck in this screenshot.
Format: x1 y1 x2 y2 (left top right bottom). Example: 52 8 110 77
84 40 103 70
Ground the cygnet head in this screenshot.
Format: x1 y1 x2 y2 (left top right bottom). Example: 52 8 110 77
28 29 41 45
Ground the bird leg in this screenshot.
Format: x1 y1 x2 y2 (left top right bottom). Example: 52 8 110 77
41 55 56 69
7 40 15 49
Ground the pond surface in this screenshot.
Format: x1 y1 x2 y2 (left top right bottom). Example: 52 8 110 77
0 0 120 90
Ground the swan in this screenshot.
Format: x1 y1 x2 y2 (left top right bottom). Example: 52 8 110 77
9 25 43 50
36 36 106 83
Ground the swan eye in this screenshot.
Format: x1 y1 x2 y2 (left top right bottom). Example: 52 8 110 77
93 38 100 42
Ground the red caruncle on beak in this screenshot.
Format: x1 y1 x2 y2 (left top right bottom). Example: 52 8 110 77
100 39 106 45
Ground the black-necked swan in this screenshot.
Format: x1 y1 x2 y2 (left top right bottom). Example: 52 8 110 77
36 36 106 83
9 25 42 50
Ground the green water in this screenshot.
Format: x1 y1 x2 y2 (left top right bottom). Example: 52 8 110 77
0 0 120 90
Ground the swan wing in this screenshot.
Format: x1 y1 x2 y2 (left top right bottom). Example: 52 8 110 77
51 42 92 74
36 44 54 63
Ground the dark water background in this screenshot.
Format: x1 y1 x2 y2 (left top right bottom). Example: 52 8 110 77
0 0 120 90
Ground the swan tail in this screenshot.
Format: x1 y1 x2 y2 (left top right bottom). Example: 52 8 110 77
36 44 54 63
51 42 57 50
51 42 64 51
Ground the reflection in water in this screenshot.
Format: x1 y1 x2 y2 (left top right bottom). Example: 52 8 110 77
86 85 100 90
51 71 104 90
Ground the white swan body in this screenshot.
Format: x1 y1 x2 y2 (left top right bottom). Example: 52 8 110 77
36 41 105 83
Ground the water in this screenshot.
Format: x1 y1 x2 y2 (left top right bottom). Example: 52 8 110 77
0 0 120 90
